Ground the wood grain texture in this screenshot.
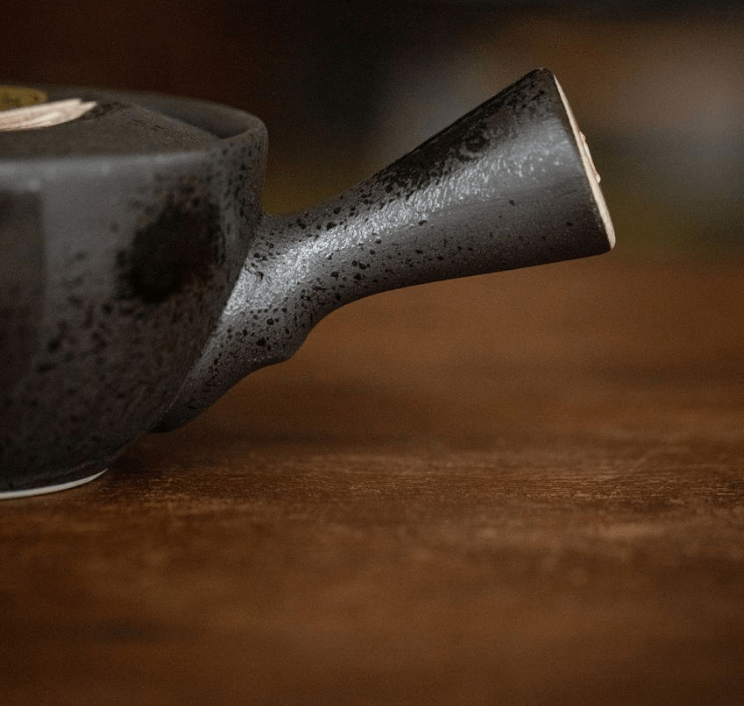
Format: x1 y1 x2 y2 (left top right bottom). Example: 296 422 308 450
2 256 743 705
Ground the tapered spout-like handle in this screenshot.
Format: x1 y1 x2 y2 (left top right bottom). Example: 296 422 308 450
157 69 613 431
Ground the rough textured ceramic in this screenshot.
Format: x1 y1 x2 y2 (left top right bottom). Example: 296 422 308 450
0 69 614 494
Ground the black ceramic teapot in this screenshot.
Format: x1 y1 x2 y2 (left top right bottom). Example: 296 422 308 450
0 69 614 496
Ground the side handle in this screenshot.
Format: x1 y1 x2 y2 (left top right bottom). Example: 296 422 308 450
157 69 614 431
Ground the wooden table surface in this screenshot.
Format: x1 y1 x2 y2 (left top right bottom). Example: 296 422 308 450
2 255 743 705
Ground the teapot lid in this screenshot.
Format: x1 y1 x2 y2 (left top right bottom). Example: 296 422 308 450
0 85 261 159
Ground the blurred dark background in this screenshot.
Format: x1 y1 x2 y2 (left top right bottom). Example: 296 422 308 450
2 0 743 254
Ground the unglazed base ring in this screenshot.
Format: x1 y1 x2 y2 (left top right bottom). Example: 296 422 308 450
0 469 107 499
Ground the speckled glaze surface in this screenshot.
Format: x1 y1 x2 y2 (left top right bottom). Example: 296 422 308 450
0 69 614 493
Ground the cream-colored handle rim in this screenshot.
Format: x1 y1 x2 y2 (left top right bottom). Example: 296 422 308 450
554 76 615 250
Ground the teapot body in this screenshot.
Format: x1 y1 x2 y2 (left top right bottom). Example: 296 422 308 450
0 90 267 491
